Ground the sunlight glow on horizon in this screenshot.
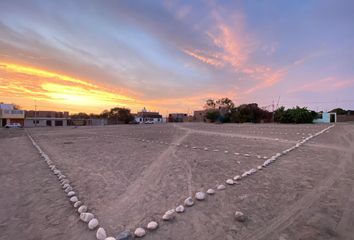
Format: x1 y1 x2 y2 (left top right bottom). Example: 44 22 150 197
0 61 141 113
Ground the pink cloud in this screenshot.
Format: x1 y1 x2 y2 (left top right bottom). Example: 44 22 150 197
287 77 354 93
183 13 286 94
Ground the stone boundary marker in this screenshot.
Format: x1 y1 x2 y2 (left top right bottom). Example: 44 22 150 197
104 135 271 160
25 124 333 239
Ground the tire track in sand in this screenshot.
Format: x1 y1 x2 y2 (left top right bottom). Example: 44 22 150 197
113 128 192 211
334 129 354 239
239 127 351 240
175 125 297 144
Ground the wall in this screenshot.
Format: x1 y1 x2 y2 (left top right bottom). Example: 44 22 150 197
24 119 68 127
24 119 47 127
337 115 354 122
313 112 336 123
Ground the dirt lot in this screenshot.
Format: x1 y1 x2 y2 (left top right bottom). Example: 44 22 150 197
1 123 354 240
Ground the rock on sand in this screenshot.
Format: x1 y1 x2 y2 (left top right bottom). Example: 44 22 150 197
195 192 206 200
235 211 246 222
175 205 185 213
88 218 99 230
162 209 175 221
116 230 133 240
184 197 194 206
134 228 146 238
96 227 107 240
78 205 87 213
206 189 215 195
226 179 234 185
147 221 158 230
80 212 94 223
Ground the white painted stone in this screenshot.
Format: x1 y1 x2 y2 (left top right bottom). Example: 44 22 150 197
233 175 241 181
217 184 226 190
147 221 158 230
175 205 185 213
67 191 75 197
61 179 69 185
88 218 99 230
206 188 215 195
70 196 79 203
80 212 94 223
104 237 116 240
134 227 146 237
78 205 88 213
74 201 82 208
226 179 234 185
58 175 66 180
64 186 73 193
257 166 262 170
62 183 70 189
184 197 194 206
195 192 206 200
162 209 175 221
235 211 246 222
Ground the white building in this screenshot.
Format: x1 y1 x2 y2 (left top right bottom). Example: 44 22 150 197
135 108 163 124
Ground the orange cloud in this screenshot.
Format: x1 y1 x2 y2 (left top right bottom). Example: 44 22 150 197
0 61 140 113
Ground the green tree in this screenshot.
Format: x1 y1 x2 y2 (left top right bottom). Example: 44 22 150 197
274 106 317 123
205 110 220 123
204 99 216 109
109 107 134 124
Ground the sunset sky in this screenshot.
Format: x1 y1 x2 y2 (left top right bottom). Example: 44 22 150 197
1 0 354 115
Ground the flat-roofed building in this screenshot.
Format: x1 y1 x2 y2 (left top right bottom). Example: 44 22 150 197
0 104 25 127
24 110 69 127
193 110 206 122
168 113 188 122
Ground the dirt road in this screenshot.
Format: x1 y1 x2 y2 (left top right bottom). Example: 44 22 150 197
1 123 353 240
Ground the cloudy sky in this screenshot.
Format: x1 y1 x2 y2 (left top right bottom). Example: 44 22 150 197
1 0 353 114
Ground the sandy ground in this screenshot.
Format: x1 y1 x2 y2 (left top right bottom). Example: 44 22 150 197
1 123 354 240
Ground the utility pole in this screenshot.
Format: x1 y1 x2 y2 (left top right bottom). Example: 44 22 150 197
34 100 37 127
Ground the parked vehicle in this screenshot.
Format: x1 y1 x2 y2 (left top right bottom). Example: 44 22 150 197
5 123 22 128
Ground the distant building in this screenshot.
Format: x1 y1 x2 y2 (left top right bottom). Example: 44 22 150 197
193 110 206 122
313 112 336 123
68 118 108 126
135 108 163 124
24 111 69 127
168 113 188 122
0 104 25 127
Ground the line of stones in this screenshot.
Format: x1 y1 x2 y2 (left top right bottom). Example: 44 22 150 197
119 135 270 160
130 124 334 238
26 132 113 240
